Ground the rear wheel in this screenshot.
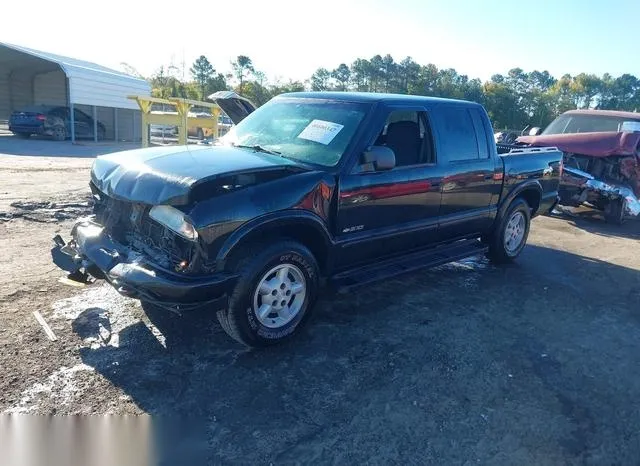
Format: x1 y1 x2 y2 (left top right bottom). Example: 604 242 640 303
487 198 531 264
217 240 320 347
52 125 66 141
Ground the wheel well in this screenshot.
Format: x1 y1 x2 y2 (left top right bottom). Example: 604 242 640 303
225 222 330 273
518 189 541 215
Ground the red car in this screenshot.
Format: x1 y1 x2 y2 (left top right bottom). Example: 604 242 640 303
517 109 640 224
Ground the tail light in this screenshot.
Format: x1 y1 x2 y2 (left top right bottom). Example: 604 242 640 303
36 114 46 121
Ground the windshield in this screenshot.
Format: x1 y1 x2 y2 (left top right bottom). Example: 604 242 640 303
218 97 369 167
543 113 640 135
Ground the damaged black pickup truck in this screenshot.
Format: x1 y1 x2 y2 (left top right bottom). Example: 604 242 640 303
52 91 562 347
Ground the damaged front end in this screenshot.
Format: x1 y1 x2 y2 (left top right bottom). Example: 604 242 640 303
517 130 640 224
50 183 238 313
561 164 640 222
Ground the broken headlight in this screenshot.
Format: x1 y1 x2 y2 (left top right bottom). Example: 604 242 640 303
148 205 198 241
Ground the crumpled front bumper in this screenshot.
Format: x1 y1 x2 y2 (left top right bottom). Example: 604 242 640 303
51 217 237 312
561 166 640 218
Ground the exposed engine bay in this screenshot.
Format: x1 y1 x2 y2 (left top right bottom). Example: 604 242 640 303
498 142 640 223
506 110 640 224
560 154 640 222
90 181 210 274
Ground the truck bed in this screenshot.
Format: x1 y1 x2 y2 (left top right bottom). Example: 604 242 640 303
498 146 564 216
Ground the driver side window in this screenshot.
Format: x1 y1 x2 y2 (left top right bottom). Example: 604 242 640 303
374 110 435 167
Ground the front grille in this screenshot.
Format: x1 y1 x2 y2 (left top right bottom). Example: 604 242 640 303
91 183 200 273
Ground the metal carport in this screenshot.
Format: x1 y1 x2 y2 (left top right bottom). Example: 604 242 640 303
0 42 150 142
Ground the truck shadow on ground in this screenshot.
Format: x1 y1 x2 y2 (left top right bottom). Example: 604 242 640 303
73 244 640 463
549 207 640 240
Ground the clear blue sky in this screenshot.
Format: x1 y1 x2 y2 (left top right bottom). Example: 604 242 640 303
2 0 639 84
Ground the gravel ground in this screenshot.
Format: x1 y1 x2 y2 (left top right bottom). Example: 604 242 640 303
1 146 639 465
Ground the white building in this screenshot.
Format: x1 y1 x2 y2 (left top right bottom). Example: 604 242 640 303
0 42 150 142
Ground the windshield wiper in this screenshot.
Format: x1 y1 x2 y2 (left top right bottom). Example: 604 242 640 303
232 144 281 155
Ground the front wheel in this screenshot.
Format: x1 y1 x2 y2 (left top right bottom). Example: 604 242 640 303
487 198 531 264
217 240 320 347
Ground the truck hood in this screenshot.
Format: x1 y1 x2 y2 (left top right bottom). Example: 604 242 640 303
518 131 640 158
90 144 304 205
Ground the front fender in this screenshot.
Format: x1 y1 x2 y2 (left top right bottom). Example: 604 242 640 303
215 209 333 268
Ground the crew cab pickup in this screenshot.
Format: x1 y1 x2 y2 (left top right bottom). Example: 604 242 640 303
51 91 563 347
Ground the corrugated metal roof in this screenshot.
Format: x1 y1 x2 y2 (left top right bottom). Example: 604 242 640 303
0 42 150 109
1 42 138 80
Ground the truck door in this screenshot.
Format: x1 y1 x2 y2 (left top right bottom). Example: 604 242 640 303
335 107 445 269
430 105 499 240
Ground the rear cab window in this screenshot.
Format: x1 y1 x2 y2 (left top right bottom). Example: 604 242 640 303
431 105 484 162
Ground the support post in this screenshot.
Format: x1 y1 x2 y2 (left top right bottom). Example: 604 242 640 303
93 106 98 142
137 99 152 148
175 101 191 145
128 95 220 148
70 103 75 143
114 108 119 142
212 107 220 139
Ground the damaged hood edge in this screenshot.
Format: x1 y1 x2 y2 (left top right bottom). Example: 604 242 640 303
518 131 640 158
90 145 303 206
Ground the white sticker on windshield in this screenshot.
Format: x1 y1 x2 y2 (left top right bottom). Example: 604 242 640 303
297 119 344 145
621 121 640 132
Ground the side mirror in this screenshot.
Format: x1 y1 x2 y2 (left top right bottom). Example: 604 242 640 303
528 127 542 136
360 145 396 172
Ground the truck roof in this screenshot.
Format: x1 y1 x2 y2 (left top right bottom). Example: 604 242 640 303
278 91 481 107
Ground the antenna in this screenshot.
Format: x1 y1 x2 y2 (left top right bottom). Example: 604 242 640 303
182 47 185 81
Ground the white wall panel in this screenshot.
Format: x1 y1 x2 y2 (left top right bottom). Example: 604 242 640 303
0 72 10 121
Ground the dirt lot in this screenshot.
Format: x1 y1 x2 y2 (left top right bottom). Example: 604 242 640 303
1 140 640 464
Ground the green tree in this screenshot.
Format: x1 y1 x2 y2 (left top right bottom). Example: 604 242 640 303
241 80 272 106
598 73 640 111
368 55 384 92
570 73 603 109
310 68 332 91
397 57 420 94
331 64 351 91
549 74 578 114
190 55 215 100
232 55 255 94
350 58 371 91
381 54 397 92
483 80 523 130
269 79 305 96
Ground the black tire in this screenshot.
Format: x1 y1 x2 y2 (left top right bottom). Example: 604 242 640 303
15 132 31 139
217 240 320 347
604 199 625 225
487 197 531 264
51 125 66 141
